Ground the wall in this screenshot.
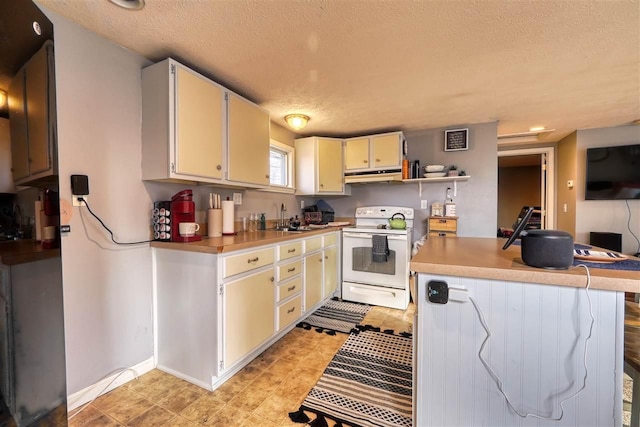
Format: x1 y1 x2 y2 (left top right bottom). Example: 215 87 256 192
497 165 540 229
45 11 155 394
556 131 577 235
575 125 640 254
328 122 498 240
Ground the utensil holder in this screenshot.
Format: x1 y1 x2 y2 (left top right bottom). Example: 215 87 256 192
208 209 222 237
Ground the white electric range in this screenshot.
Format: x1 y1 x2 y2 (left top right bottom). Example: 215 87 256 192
341 206 413 310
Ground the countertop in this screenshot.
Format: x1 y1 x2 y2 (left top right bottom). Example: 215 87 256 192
150 227 342 254
0 240 61 266
410 237 640 292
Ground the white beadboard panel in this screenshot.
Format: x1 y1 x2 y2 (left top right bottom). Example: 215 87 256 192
416 273 623 427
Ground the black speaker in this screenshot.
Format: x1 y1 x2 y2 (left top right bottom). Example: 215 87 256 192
590 232 622 252
521 230 574 270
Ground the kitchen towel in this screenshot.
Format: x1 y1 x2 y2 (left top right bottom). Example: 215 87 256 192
372 234 389 263
222 200 235 235
208 208 222 237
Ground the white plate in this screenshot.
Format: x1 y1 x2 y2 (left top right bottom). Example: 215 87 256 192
425 164 445 172
423 172 447 178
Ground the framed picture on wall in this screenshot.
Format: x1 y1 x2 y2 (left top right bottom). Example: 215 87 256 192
444 128 469 152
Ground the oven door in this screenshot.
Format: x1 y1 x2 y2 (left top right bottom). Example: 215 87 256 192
342 231 408 289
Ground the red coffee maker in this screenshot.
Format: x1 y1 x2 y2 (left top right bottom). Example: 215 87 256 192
170 190 201 242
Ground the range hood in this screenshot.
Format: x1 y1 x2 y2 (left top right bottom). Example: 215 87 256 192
344 169 403 184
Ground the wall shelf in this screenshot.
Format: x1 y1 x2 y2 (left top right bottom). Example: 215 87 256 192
402 175 471 197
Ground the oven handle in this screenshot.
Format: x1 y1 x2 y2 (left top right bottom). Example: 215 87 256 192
349 286 397 297
343 232 407 240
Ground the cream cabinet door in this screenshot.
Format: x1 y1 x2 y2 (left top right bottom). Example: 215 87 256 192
323 246 338 297
223 268 275 368
24 45 51 177
8 71 29 182
371 134 402 169
175 66 224 179
317 138 344 193
227 93 270 186
304 252 324 310
344 137 369 171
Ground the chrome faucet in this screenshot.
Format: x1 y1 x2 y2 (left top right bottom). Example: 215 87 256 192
280 203 287 229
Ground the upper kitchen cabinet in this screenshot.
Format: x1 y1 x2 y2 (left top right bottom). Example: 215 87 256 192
226 93 270 187
344 131 404 172
142 59 225 183
9 41 57 186
295 137 345 195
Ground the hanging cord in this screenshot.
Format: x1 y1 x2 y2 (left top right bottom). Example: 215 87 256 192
78 197 153 245
625 200 640 254
468 264 594 421
68 367 139 420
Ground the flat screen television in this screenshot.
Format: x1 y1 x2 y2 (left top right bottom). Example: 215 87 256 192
585 144 640 200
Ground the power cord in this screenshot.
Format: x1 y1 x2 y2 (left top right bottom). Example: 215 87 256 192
468 264 594 421
68 367 139 420
625 200 640 255
78 197 153 245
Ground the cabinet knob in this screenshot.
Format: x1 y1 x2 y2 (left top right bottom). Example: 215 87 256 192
287 285 296 291
287 267 296 273
266 174 269 179
320 183 324 188
270 277 274 282
287 307 296 314
375 158 380 162
363 160 368 164
287 248 296 253
318 258 323 262
325 255 328 259
247 257 259 263
216 165 222 171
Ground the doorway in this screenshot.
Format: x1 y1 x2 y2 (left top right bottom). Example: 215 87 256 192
497 147 556 232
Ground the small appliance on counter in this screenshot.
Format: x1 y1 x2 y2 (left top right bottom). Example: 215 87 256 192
170 190 201 243
303 199 334 224
42 188 60 249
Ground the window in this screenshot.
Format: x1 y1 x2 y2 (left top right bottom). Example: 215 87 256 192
268 139 295 192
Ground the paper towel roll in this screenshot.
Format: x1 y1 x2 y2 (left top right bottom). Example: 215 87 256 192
222 201 235 235
208 209 222 237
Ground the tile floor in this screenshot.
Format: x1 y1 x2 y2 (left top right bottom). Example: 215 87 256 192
68 303 415 427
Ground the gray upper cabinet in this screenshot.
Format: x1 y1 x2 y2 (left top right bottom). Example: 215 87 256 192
9 41 57 186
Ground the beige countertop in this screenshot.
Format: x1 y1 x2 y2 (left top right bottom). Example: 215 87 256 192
150 227 342 254
0 240 61 266
410 237 640 292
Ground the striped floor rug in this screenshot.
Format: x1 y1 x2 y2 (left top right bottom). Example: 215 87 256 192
297 299 371 334
290 328 413 427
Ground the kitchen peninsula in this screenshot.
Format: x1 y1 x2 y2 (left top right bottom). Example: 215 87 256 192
0 242 66 426
410 237 640 426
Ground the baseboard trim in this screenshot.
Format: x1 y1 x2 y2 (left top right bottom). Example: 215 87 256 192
67 356 155 411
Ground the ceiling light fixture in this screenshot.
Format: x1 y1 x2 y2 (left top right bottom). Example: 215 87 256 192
108 0 145 11
0 90 6 107
529 126 546 132
284 114 310 131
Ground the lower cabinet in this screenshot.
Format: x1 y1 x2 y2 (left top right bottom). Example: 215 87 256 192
223 268 275 368
304 251 324 310
155 230 341 391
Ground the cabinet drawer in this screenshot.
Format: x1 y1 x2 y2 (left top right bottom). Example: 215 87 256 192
223 247 274 278
278 241 302 261
277 259 302 282
278 296 302 331
277 277 302 302
428 218 457 232
305 237 323 253
323 233 337 246
429 231 456 238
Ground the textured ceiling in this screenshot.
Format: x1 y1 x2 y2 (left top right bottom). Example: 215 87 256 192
36 0 640 141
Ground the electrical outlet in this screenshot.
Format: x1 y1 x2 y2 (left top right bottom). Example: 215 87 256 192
233 193 242 205
72 195 86 207
421 199 428 209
